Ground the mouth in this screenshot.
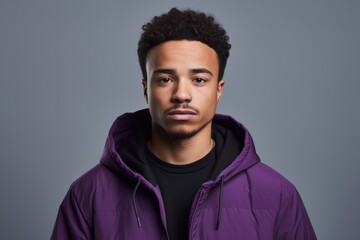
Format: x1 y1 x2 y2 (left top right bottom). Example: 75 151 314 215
167 109 196 121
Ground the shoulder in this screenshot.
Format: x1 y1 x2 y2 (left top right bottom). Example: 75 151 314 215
67 163 131 201
247 164 317 238
247 162 296 190
244 162 299 208
64 163 134 212
69 164 109 194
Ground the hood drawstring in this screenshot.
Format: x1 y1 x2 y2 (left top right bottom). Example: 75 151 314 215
215 177 224 230
244 171 258 226
245 171 260 239
132 176 142 228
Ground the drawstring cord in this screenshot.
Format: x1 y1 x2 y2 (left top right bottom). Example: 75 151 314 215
131 174 255 232
132 177 142 228
245 171 260 239
245 171 258 226
215 173 258 233
215 177 224 230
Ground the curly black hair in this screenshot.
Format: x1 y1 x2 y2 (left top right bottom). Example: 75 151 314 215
138 8 231 81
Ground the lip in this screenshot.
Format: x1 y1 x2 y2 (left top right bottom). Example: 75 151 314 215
168 110 197 115
167 110 196 120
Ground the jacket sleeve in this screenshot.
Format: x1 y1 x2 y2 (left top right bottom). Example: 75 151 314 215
275 183 317 240
51 184 92 239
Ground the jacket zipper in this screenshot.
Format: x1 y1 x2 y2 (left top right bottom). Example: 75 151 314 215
188 186 207 240
153 185 170 240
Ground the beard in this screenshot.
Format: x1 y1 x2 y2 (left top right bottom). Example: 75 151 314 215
162 119 212 140
165 128 200 139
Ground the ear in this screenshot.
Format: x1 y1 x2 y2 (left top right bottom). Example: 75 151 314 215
216 80 225 103
142 80 148 103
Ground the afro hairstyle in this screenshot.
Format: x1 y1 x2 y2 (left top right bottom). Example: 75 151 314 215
137 8 231 81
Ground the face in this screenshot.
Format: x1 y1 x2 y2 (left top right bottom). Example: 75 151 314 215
143 40 224 139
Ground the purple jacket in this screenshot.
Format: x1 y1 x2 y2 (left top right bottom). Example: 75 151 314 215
52 109 316 239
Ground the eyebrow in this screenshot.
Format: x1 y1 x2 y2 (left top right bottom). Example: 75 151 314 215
153 69 176 75
190 68 213 76
153 68 213 76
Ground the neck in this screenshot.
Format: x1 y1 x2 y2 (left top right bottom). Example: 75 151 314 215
148 125 214 165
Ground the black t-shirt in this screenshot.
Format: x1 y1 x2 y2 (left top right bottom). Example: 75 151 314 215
147 146 216 240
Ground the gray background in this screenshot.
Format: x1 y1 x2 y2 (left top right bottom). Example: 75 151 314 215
1 0 359 239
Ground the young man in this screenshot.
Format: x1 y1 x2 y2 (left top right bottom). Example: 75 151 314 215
52 8 316 240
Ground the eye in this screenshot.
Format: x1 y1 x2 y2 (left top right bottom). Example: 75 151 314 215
193 77 206 85
158 77 173 85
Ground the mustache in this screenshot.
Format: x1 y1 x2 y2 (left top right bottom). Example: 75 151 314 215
164 104 199 114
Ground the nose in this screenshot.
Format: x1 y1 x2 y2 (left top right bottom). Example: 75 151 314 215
171 79 192 103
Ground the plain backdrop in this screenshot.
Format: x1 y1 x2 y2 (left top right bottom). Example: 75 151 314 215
1 0 359 239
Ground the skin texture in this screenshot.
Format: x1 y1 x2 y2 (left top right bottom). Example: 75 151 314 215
143 40 225 164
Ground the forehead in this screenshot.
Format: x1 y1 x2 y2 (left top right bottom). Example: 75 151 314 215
146 40 219 70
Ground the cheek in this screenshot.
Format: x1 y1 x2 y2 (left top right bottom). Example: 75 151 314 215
202 87 220 104
198 93 218 115
149 90 162 102
148 90 168 112
147 86 160 104
207 91 220 112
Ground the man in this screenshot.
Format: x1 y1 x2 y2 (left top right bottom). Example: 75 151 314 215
52 8 316 239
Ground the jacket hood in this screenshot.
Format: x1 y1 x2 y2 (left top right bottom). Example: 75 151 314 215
100 109 260 185
53 108 316 239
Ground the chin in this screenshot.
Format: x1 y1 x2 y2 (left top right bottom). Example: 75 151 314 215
164 121 211 139
165 129 199 139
